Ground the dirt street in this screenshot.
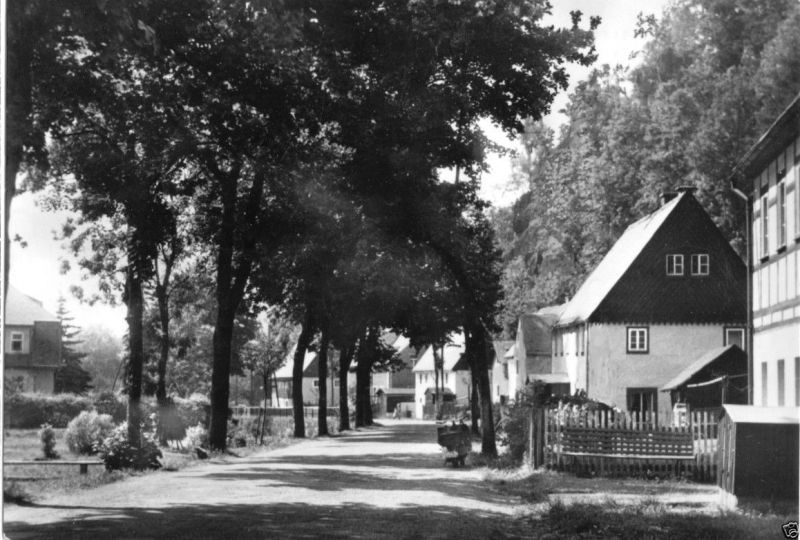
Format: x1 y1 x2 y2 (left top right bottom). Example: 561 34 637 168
3 421 529 539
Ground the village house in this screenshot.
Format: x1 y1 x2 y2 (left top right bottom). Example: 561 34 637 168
552 188 748 416
3 286 62 394
412 334 470 419
370 332 417 416
730 92 800 408
273 347 340 408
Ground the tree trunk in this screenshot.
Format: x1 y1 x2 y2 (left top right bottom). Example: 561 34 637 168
125 264 145 448
338 343 354 431
470 370 480 435
467 321 497 456
355 341 370 428
4 4 34 300
209 301 235 450
292 313 315 438
155 282 171 445
434 347 440 419
317 329 330 436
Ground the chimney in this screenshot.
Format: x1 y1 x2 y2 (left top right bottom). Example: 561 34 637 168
659 191 677 206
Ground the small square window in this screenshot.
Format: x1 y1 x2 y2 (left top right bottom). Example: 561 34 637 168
691 254 709 275
627 327 648 353
666 254 684 276
724 328 745 350
10 332 23 352
312 380 319 388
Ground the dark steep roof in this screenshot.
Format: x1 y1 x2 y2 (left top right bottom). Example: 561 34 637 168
660 345 747 391
558 191 746 325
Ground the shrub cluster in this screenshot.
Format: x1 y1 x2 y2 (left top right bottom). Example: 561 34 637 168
93 391 127 423
65 410 115 455
95 423 162 471
181 424 208 449
39 423 59 459
4 393 93 428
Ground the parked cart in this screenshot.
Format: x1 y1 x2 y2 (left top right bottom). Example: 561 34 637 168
437 421 471 467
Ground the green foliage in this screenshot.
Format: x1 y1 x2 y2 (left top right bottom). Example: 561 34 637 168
96 423 162 472
39 423 59 460
93 391 127 423
499 0 800 319
65 410 115 455
181 424 208 449
54 296 92 394
5 393 94 429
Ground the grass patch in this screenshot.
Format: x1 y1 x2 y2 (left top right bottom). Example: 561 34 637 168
539 499 791 539
4 428 76 461
484 465 548 503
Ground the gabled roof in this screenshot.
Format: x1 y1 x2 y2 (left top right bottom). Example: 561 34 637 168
4 286 59 326
274 348 317 379
491 340 514 362
660 345 746 391
558 193 684 326
413 335 465 372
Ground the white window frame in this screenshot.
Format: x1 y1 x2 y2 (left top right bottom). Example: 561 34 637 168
666 254 684 276
690 253 709 276
312 380 319 388
778 180 787 248
761 194 769 258
724 327 745 351
627 327 648 353
10 332 23 352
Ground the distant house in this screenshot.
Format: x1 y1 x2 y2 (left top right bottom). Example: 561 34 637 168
729 92 800 407
371 333 418 415
273 347 340 408
412 334 470 419
553 189 748 416
490 340 513 404
3 286 62 393
510 306 566 399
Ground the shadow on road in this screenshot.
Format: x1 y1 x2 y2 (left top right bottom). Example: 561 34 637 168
4 501 523 540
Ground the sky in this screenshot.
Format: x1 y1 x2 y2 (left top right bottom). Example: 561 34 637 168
7 0 672 336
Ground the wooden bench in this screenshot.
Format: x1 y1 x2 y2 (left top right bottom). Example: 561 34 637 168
560 427 694 460
4 460 104 479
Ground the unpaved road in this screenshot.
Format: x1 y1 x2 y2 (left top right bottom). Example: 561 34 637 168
4 421 529 539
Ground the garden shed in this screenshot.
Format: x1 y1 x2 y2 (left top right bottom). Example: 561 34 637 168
717 405 799 502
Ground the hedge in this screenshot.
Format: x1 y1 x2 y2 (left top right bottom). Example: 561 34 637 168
4 393 94 428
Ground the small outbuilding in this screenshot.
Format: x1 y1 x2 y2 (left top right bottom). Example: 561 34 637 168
660 345 748 412
717 405 799 503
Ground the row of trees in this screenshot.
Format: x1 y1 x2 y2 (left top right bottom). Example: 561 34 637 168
7 1 599 453
494 0 800 333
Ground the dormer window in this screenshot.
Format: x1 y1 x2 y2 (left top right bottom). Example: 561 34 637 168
666 254 684 276
691 254 709 276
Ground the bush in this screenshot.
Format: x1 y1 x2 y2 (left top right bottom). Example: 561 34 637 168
39 423 59 459
94 391 127 423
96 423 162 471
4 393 94 428
181 424 208 449
173 395 209 428
65 410 115 455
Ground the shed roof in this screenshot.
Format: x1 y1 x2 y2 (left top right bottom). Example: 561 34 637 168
4 286 59 325
492 340 514 362
722 405 800 425
660 345 746 391
558 193 684 326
